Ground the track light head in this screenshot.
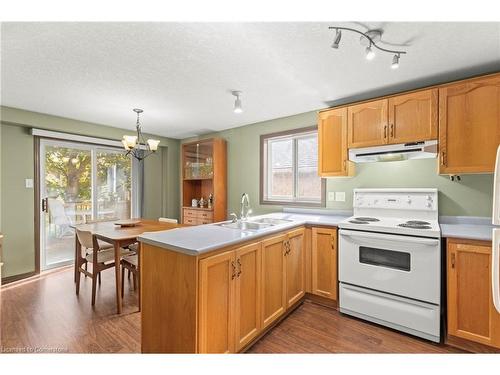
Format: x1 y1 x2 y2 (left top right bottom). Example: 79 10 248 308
391 54 400 69
331 29 342 49
365 45 375 60
232 91 243 114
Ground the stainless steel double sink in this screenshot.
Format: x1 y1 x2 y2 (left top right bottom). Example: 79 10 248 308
217 217 293 231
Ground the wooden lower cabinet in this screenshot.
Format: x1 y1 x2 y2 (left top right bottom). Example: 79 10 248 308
140 227 332 353
447 238 500 349
234 242 262 351
261 234 287 329
311 227 338 301
286 228 306 306
198 250 235 353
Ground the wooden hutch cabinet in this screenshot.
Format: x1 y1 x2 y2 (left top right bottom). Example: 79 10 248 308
182 138 227 225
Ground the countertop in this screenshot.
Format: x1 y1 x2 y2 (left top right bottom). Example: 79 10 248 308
138 211 496 256
138 211 349 256
439 216 495 242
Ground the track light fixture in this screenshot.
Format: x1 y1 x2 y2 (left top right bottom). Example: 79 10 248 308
232 91 243 114
329 26 407 69
365 43 375 60
331 28 342 49
391 54 400 69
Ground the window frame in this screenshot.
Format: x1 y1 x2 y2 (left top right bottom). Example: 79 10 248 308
260 126 326 207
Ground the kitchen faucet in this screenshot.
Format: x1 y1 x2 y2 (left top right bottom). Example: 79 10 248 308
240 193 251 221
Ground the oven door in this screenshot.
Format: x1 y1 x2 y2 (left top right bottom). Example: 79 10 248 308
339 229 440 304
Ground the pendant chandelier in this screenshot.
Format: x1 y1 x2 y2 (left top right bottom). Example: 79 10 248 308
121 108 160 161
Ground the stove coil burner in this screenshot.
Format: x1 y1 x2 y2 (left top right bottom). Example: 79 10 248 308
353 217 380 222
349 220 370 224
405 220 430 225
398 223 432 229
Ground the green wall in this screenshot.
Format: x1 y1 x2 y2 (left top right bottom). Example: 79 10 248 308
0 106 180 279
184 110 493 218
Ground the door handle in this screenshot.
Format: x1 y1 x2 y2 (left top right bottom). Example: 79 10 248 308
384 125 388 139
237 258 242 277
441 150 447 166
451 252 456 269
231 261 236 280
390 124 394 138
42 197 48 212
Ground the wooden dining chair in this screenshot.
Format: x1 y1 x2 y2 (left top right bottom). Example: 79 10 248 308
75 227 134 306
121 254 139 297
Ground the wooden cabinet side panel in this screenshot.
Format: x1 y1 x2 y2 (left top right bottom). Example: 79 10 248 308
213 138 228 222
311 227 338 300
141 244 198 353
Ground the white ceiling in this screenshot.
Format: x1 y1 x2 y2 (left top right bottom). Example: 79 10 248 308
1 22 500 139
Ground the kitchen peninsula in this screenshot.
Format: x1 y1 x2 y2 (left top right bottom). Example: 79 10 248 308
138 211 347 353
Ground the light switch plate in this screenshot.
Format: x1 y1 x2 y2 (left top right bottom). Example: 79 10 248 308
335 192 346 202
328 192 336 201
25 178 34 188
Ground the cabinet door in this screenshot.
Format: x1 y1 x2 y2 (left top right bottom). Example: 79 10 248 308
447 240 500 349
318 108 353 176
311 227 338 300
261 234 287 329
439 74 500 174
388 89 438 144
199 251 235 353
285 228 305 307
234 242 262 351
347 99 388 148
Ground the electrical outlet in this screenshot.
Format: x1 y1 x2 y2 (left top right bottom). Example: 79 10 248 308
25 178 34 188
328 192 336 201
335 192 346 202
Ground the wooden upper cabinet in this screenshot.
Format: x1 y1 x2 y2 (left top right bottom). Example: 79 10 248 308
261 234 287 329
388 89 438 144
447 239 500 349
311 227 338 301
439 74 500 174
318 108 353 177
234 242 262 351
285 228 305 307
347 99 388 148
198 250 235 353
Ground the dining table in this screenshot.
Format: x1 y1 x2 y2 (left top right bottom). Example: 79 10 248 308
73 218 180 314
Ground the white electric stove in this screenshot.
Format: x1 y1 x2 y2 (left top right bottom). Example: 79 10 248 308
338 188 442 343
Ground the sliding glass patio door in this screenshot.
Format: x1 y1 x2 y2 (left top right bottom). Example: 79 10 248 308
39 139 136 270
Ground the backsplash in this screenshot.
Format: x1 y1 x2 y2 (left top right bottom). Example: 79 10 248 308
325 158 493 217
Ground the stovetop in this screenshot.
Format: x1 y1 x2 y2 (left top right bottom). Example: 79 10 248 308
339 216 441 238
338 188 441 238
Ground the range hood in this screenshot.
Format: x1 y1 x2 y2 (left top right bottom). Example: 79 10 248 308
349 140 438 163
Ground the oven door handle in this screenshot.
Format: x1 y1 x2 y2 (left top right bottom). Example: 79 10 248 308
340 230 440 246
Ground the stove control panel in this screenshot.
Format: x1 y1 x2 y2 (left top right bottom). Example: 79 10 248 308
354 189 438 211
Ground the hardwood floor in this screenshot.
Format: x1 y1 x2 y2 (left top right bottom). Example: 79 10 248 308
1 267 465 353
1 266 140 353
249 301 464 353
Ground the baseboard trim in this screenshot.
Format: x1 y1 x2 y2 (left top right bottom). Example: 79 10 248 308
446 334 500 353
1 271 38 286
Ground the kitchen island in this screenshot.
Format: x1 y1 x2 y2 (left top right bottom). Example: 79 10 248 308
138 211 347 353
